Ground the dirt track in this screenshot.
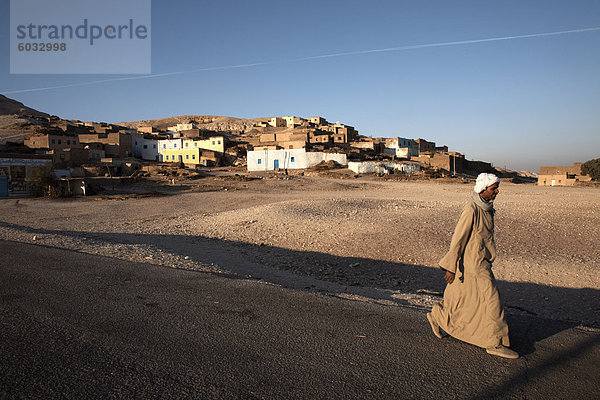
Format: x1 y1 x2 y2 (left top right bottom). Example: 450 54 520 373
1 174 598 327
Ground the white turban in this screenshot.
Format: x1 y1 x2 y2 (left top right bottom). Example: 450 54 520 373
474 173 500 193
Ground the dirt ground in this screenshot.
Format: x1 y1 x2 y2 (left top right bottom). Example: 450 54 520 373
1 172 599 328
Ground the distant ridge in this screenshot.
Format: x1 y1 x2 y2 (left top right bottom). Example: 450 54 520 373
118 115 268 133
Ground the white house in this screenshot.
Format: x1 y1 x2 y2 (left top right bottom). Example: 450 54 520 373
247 148 347 171
384 137 419 157
132 136 160 161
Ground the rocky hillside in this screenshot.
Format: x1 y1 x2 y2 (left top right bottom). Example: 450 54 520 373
0 94 53 144
118 115 268 133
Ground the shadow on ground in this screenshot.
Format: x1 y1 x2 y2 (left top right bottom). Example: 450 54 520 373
2 220 598 359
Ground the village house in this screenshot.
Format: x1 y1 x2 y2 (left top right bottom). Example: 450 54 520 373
132 135 160 161
137 126 158 134
411 152 466 174
383 137 419 158
538 163 591 186
24 133 83 151
247 148 347 171
166 123 195 132
182 136 225 153
331 123 359 143
282 116 307 128
161 146 221 167
83 143 106 160
78 132 133 158
157 138 183 162
415 138 436 154
159 136 225 166
268 117 286 128
308 116 328 126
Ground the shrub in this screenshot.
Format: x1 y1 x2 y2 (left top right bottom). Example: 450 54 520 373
28 165 56 196
581 158 600 181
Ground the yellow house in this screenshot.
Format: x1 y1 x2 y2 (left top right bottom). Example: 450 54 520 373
162 147 200 164
161 147 221 167
182 137 225 153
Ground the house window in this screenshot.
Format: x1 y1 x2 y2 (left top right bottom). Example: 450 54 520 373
291 157 295 162
135 141 138 145
258 159 262 165
218 140 221 144
194 143 198 147
186 155 189 160
166 155 169 160
153 144 156 148
192 155 195 159
174 143 177 148
212 141 215 145
51 139 55 144
67 140 71 145
163 144 167 149
143 145 148 149
185 143 188 147
58 140 62 144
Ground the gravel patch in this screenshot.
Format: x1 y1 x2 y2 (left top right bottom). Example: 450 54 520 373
1 176 598 327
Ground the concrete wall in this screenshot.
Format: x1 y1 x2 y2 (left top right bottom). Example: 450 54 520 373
348 161 421 174
305 151 347 167
247 149 347 171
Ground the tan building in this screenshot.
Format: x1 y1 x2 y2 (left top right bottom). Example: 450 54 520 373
308 116 327 125
268 117 286 128
332 123 358 142
137 126 156 134
78 132 132 158
415 138 436 154
24 134 82 150
275 132 308 143
280 141 307 150
166 123 195 132
46 148 90 166
412 153 465 173
259 133 277 143
309 134 331 144
282 116 306 128
538 163 591 186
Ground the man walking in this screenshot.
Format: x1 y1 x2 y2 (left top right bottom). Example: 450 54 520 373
427 173 518 359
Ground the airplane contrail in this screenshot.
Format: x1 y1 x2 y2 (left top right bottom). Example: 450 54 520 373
2 26 599 95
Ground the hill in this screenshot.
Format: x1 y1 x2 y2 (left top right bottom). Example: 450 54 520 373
0 94 53 144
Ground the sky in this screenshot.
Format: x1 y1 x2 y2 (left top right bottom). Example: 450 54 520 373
1 0 599 172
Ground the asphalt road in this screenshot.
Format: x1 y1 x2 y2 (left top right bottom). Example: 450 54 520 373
1 240 598 399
